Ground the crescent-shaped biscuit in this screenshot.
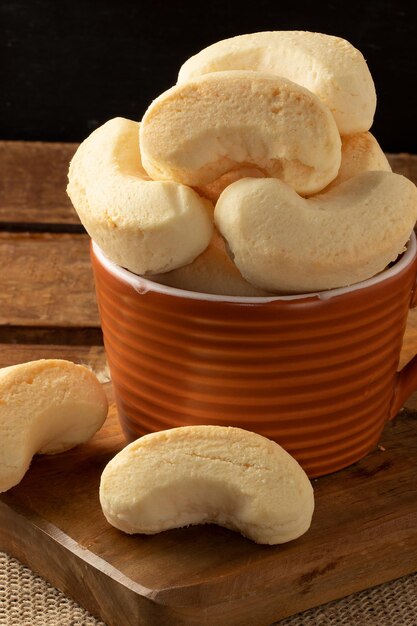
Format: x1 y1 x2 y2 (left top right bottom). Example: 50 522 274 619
67 117 213 275
324 132 391 191
140 71 341 195
178 31 376 135
99 425 314 545
151 228 270 296
196 133 391 204
0 360 108 493
195 132 392 204
215 171 417 293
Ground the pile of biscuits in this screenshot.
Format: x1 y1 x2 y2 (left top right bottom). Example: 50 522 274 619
68 31 417 295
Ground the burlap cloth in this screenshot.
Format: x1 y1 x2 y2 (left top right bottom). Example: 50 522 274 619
1 551 416 626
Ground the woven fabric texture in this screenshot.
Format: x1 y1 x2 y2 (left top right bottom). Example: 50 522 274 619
1 550 417 626
0 552 105 626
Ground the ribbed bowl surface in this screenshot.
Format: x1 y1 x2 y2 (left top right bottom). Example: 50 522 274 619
91 244 417 477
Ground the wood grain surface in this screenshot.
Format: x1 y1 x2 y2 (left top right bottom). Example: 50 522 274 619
1 372 417 626
0 232 98 327
0 142 78 226
1 143 417 625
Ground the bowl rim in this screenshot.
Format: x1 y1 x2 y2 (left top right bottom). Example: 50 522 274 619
92 232 417 303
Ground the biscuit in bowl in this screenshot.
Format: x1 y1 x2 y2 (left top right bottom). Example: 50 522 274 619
215 171 417 293
151 228 270 296
324 132 391 192
67 117 213 275
178 31 376 134
140 71 341 195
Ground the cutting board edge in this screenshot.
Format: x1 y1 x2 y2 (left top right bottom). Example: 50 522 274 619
0 498 167 626
2 494 417 626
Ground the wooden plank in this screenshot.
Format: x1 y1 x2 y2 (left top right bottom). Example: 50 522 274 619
0 232 99 328
387 153 417 183
0 344 107 377
0 141 416 228
0 387 417 626
0 141 79 226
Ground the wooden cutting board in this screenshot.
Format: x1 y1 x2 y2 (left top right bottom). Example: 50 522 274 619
1 143 417 626
1 383 417 626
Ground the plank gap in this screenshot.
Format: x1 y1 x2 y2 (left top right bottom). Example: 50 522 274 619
0 326 103 346
0 222 86 234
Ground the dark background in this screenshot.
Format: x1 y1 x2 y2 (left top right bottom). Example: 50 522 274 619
1 0 416 152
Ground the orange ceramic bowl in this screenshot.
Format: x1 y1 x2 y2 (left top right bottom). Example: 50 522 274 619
91 234 417 477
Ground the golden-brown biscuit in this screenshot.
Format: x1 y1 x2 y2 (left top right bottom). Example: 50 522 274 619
99 425 314 545
0 360 108 493
67 117 213 275
178 31 376 134
151 228 270 296
324 132 391 192
140 71 341 195
215 171 417 292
